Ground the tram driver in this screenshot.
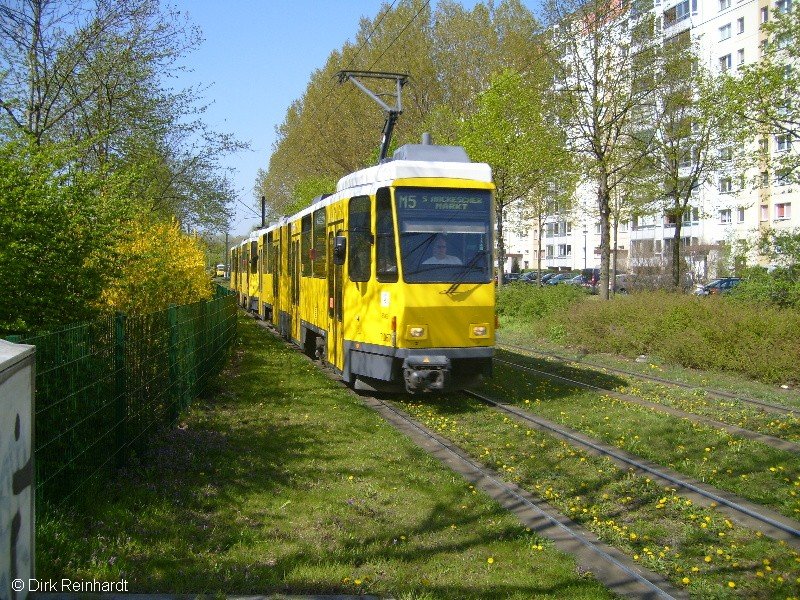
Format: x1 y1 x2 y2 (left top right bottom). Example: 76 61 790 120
422 234 462 265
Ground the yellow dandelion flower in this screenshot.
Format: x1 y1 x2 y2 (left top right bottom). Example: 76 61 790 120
727 581 735 588
682 577 690 585
705 556 712 563
487 557 495 564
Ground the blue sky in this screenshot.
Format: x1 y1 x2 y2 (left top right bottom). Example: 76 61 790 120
175 1 539 237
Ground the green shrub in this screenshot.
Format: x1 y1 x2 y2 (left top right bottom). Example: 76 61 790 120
730 266 800 309
498 289 800 385
496 283 587 322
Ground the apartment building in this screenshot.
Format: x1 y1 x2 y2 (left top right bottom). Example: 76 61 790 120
505 0 797 279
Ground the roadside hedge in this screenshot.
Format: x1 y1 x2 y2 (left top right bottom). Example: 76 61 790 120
497 286 800 385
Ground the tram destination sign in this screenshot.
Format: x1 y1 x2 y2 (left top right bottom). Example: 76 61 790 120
397 189 488 212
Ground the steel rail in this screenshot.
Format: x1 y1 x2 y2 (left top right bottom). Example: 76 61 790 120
463 388 800 545
497 342 798 417
367 395 680 600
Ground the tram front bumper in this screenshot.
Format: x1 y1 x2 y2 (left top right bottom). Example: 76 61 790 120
402 355 450 393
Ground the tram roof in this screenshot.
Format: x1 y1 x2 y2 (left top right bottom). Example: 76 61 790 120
251 155 492 235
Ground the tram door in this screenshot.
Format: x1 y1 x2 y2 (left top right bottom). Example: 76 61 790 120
258 235 264 312
326 224 344 370
271 235 279 305
290 238 300 340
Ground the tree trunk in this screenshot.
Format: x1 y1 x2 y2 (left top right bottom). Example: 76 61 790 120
26 0 43 140
598 170 611 300
672 214 684 290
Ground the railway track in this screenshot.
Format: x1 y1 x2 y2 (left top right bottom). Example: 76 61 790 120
463 387 800 549
493 354 800 454
253 316 800 597
363 394 686 599
497 342 799 417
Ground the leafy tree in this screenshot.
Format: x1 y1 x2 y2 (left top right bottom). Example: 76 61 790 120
638 33 737 288
721 3 800 183
729 228 800 308
98 220 212 314
0 0 242 232
460 69 575 285
0 139 115 334
543 0 662 299
256 0 543 219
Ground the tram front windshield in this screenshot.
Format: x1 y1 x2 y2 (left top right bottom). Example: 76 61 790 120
395 187 492 284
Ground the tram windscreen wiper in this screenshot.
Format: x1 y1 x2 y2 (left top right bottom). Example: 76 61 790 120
444 250 488 294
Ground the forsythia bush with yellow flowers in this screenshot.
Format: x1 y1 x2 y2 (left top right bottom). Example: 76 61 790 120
99 220 212 314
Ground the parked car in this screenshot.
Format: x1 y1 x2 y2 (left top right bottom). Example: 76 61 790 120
611 273 631 294
540 272 558 284
694 277 742 296
504 272 521 283
518 271 538 283
580 268 601 292
547 272 581 285
564 274 587 286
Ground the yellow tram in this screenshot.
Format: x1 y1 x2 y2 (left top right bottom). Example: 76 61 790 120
231 140 495 393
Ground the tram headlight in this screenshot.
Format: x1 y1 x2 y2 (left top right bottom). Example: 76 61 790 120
406 326 428 340
470 324 489 338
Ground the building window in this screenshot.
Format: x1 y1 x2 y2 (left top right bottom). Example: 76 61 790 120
719 54 732 71
775 202 791 220
546 245 554 258
761 6 769 23
664 0 691 26
776 0 792 14
776 169 791 186
737 207 745 222
719 0 731 9
737 16 744 33
682 207 700 224
719 208 732 223
737 48 745 65
557 244 572 257
719 177 733 193
776 134 792 152
719 146 733 161
719 23 731 40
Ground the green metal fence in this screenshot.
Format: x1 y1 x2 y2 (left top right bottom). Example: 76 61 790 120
9 285 237 504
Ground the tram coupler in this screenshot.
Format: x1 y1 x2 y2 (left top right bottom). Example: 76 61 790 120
402 356 450 393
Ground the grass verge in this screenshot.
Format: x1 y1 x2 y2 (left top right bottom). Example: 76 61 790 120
482 361 800 520
36 314 613 599
399 395 800 599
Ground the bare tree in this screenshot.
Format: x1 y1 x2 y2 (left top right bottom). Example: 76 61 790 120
543 0 661 299
641 32 736 288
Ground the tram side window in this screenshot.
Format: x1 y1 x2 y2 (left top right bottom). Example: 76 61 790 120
348 195 372 282
313 208 326 278
376 187 398 282
301 215 312 276
259 235 266 273
266 232 273 273
250 241 258 274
